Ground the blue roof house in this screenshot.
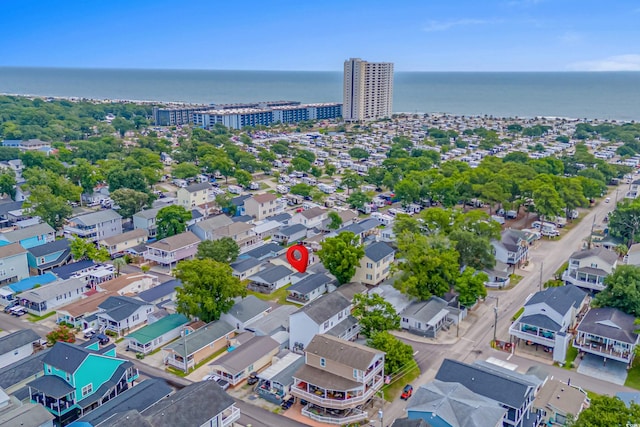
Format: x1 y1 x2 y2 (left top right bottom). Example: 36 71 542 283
27 341 138 425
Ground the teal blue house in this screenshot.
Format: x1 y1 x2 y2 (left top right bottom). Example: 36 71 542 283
27 341 138 425
0 222 56 249
27 238 72 275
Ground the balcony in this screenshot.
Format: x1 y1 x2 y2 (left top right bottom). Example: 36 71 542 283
509 323 556 346
31 392 75 415
301 404 367 425
485 277 511 289
291 376 383 409
286 293 311 305
574 338 633 363
221 405 241 427
144 250 175 265
562 270 606 292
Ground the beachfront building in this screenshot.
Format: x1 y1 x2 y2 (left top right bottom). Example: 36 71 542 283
152 105 209 126
343 58 394 121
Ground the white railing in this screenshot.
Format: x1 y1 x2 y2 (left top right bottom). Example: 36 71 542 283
509 324 556 346
291 378 383 409
221 405 241 427
301 406 367 425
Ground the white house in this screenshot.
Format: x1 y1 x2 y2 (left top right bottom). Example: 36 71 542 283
400 297 465 339
64 210 123 243
289 291 359 352
177 182 211 208
96 295 155 336
220 295 271 330
0 329 41 369
562 247 618 292
18 278 86 315
290 207 328 229
492 229 530 270
247 265 294 293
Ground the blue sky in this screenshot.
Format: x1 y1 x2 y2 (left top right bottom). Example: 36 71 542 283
2 0 639 71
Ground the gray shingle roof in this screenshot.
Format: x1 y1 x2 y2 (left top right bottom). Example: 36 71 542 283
305 334 382 371
27 238 70 258
225 295 270 323
519 314 562 331
146 231 200 251
142 380 235 427
191 214 233 233
326 315 359 338
182 182 211 193
435 359 536 409
570 247 618 265
524 285 587 316
408 380 506 427
244 305 296 336
401 297 449 323
295 291 351 324
133 207 161 220
210 335 279 375
266 212 292 223
0 348 50 390
242 242 285 260
577 307 639 344
230 257 263 274
249 265 293 285
365 241 395 262
99 296 150 322
391 419 434 427
0 329 40 356
76 378 173 426
136 279 182 303
26 375 74 398
43 342 92 373
18 278 84 304
163 320 234 358
276 223 307 237
0 223 54 243
70 209 122 226
287 273 333 295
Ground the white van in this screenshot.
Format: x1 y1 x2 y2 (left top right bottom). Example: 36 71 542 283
83 327 95 338
491 215 505 225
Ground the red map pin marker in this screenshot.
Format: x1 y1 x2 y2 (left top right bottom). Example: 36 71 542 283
286 244 309 273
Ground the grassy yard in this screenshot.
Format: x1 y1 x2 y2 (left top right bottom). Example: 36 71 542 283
381 359 421 401
625 360 640 390
28 311 56 323
511 307 524 321
564 342 578 370
247 284 300 306
165 345 230 377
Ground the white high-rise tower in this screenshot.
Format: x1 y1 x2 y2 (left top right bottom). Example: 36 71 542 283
343 58 394 122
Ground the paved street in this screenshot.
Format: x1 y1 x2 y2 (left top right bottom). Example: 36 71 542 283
383 185 630 425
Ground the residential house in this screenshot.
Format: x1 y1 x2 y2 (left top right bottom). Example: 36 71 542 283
0 200 23 226
2 138 51 152
122 380 240 427
3 273 57 301
70 264 115 288
0 243 29 286
73 379 173 426
0 222 55 249
230 257 263 280
144 231 200 268
353 241 395 286
562 247 618 292
64 210 123 243
0 348 50 399
391 419 433 427
255 352 305 404
176 182 211 208
132 207 161 239
625 243 640 266
27 341 138 425
162 320 235 372
287 273 334 305
125 313 189 354
574 307 640 366
290 334 385 425
336 210 359 228
435 359 542 427
400 297 465 339
289 291 359 352
50 260 95 280
0 387 54 427
136 279 182 306
484 261 512 289
272 224 307 245
0 329 41 370
27 238 72 275
211 222 258 252
267 212 292 225
290 207 328 229
252 219 283 240
336 218 381 244
189 214 233 241
18 278 86 315
245 193 282 221
406 380 507 427
625 179 640 199
209 334 280 386
229 194 251 217
244 305 297 337
509 285 588 363
98 229 147 257
533 379 590 426
240 242 286 261
96 296 155 336
220 295 271 330
247 265 294 294
492 229 530 270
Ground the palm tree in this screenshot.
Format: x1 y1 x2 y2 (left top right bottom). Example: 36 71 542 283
113 257 127 277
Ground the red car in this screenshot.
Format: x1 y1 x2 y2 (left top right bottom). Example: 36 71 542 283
401 384 413 400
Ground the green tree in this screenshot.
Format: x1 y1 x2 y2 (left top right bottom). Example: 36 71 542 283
569 395 640 427
234 170 253 188
592 265 640 316
610 198 640 246
23 186 72 230
394 179 421 205
110 188 149 219
455 268 489 307
341 170 363 194
317 231 365 285
327 211 343 230
395 233 460 300
196 238 240 263
291 157 311 172
352 293 400 338
0 171 16 199
172 163 201 180
449 229 496 270
156 205 192 239
531 183 563 221
290 183 314 197
174 259 246 323
367 331 414 375
70 237 111 262
324 164 337 177
202 153 235 183
310 166 323 178
348 147 370 160
347 191 371 210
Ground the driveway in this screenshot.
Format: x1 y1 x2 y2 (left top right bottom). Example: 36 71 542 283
577 353 628 386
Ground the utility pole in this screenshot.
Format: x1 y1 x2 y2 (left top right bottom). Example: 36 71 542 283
539 260 544 292
493 306 498 344
587 216 596 250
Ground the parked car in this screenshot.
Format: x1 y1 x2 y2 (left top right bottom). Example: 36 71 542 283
247 372 259 385
3 301 19 313
281 396 295 410
95 333 110 345
401 384 413 400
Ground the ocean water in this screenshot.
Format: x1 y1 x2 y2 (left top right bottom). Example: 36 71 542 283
0 67 639 121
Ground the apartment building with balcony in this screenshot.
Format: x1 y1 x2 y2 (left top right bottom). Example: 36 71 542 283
291 334 385 425
143 231 200 268
574 307 639 366
509 285 588 363
562 247 618 292
64 210 122 243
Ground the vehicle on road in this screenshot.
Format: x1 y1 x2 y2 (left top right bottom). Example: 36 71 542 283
247 372 259 385
605 197 611 203
401 384 413 400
